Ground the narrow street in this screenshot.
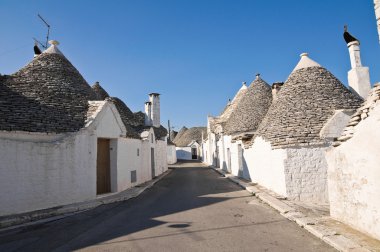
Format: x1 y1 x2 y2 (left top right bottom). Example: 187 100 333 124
0 161 335 251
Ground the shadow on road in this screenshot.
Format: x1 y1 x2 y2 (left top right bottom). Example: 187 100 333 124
0 161 248 251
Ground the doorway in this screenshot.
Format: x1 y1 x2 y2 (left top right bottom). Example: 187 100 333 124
227 148 231 173
97 138 111 194
238 144 243 177
151 148 155 178
191 147 198 159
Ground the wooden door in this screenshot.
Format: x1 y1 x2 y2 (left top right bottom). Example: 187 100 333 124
97 139 111 194
151 148 155 178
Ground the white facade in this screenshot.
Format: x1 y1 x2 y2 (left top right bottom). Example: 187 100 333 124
326 102 380 240
0 101 169 217
176 141 201 160
0 130 96 216
167 144 177 164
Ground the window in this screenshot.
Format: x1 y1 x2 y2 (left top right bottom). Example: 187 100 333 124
137 148 140 156
131 170 137 183
151 134 154 143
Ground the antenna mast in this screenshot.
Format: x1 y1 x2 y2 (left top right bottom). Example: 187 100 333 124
36 14 51 49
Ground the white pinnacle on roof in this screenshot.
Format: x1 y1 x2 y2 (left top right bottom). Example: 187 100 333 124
43 40 63 55
292 53 321 72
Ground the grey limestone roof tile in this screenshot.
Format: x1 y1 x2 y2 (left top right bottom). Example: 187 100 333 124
92 82 110 100
255 63 363 149
173 126 206 147
0 50 98 133
224 76 272 135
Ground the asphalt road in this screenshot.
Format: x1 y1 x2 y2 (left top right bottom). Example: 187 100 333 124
0 161 335 251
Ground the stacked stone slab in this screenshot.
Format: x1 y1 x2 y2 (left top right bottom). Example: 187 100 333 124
173 126 188 143
210 83 247 134
92 81 110 100
173 127 207 147
224 76 272 135
333 82 380 146
256 62 362 148
0 47 98 133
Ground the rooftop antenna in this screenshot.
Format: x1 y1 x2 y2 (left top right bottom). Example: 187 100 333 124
33 14 51 49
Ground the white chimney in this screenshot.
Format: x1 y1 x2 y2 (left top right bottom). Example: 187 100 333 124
149 93 160 127
144 102 152 126
347 41 371 99
375 0 380 43
271 82 284 101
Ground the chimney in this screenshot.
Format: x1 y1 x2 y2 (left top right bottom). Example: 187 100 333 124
144 102 152 126
271 82 284 101
375 0 380 43
149 93 160 127
344 27 371 98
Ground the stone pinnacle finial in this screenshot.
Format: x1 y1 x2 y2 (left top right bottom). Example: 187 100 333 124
242 81 247 86
256 73 260 79
49 40 60 46
300 52 308 58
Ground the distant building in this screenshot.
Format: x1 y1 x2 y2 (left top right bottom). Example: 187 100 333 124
173 127 207 160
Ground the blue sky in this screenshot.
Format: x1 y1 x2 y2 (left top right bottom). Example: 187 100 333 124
1 0 379 130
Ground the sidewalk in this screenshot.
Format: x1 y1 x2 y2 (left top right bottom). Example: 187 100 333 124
0 169 172 231
211 166 380 252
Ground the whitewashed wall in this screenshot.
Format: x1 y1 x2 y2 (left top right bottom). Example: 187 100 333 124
176 147 192 160
284 147 329 203
245 137 287 196
221 135 231 171
116 138 142 191
167 145 177 164
155 139 168 175
0 131 96 216
326 104 380 240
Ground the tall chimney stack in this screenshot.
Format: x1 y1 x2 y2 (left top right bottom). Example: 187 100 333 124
375 0 380 43
271 82 284 101
149 93 161 127
344 26 371 98
144 102 152 126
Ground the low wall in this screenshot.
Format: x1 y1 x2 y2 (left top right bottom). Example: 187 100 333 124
245 137 287 197
167 145 177 164
116 138 142 191
326 104 380 240
176 147 192 160
0 131 96 216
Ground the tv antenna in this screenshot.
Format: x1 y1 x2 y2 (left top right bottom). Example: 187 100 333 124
33 14 50 49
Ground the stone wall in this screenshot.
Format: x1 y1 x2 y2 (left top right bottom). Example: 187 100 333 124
284 147 329 203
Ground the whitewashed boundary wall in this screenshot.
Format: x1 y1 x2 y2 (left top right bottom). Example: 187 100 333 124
326 104 380 240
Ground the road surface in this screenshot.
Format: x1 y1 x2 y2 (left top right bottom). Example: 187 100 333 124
0 161 335 251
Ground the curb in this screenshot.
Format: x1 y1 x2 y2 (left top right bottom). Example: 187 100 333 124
0 169 173 231
211 166 372 252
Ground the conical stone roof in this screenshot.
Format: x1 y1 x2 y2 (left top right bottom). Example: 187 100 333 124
173 127 206 147
92 82 110 100
210 83 248 134
0 43 98 133
224 76 272 135
173 126 188 143
108 97 141 138
256 53 363 148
